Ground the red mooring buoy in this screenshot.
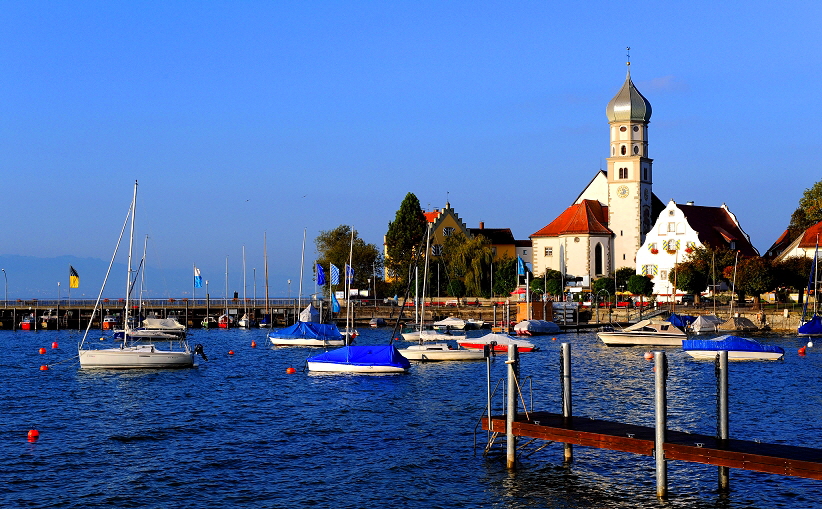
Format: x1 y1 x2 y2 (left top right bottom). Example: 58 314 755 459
40 365 49 371
286 367 297 374
799 346 807 356
644 352 654 360
51 342 59 349
250 341 257 348
228 350 235 355
38 348 46 355
27 430 39 441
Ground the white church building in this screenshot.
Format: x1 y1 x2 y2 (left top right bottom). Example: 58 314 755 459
531 63 664 282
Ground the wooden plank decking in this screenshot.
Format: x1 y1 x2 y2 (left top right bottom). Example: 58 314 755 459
484 411 822 480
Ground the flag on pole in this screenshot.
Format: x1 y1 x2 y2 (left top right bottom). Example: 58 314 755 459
330 264 340 285
345 264 354 284
517 257 525 276
316 264 326 286
69 266 79 288
194 267 203 288
331 292 341 313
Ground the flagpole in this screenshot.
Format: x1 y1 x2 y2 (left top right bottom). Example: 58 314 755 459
193 263 196 303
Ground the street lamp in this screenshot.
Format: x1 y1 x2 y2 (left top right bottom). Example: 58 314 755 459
288 279 291 299
1 268 6 308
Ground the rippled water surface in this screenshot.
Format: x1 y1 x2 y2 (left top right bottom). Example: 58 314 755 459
2 327 821 508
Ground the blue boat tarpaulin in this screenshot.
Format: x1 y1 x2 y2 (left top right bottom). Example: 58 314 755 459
268 321 343 341
798 315 822 336
683 335 784 354
668 313 696 328
307 345 410 370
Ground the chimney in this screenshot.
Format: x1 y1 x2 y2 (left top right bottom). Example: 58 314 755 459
479 221 484 229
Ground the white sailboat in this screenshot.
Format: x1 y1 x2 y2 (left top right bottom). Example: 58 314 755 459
799 236 821 338
238 245 252 328
78 181 204 369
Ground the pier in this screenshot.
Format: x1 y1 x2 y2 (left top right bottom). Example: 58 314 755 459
480 344 822 500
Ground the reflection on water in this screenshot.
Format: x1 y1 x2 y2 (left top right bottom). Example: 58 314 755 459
1 328 821 508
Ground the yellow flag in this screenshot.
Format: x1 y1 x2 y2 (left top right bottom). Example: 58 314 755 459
70 266 79 288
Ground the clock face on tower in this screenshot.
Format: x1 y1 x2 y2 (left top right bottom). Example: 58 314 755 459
617 185 629 198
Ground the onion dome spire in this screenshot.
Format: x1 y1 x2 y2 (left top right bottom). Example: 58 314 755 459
606 48 652 123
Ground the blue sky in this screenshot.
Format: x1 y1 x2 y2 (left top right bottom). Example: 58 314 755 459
1 1 820 298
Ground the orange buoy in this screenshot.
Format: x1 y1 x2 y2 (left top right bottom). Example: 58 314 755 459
552 337 557 341
51 342 58 349
38 348 46 354
27 429 39 440
250 341 257 348
799 346 807 356
228 350 235 355
286 367 297 374
644 352 654 360
40 365 49 371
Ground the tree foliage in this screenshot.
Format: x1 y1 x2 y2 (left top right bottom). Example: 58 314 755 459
592 277 614 297
492 257 517 297
614 267 636 291
530 269 564 297
788 179 822 240
671 261 709 300
773 256 814 304
314 225 382 290
385 193 427 285
442 233 494 297
627 274 654 296
735 257 775 304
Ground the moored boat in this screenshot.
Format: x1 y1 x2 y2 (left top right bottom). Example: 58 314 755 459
596 319 686 347
457 333 538 352
306 344 410 373
400 342 486 361
269 321 346 347
683 335 785 361
513 319 560 336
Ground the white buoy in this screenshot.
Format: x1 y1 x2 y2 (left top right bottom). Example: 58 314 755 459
808 340 814 348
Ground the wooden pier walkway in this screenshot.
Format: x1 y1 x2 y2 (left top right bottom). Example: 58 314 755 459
483 411 822 480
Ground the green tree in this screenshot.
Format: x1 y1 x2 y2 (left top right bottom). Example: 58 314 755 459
314 225 382 290
735 257 775 305
671 261 709 303
592 277 615 299
492 256 517 297
442 233 494 298
788 179 822 240
447 279 466 299
627 274 654 309
684 246 738 287
773 256 814 304
385 193 427 286
614 266 636 292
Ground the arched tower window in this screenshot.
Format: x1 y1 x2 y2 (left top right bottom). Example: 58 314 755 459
621 145 627 155
594 243 604 275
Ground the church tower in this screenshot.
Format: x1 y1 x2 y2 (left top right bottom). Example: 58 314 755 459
605 57 653 271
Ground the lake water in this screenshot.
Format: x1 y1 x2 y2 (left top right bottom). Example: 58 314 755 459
2 327 821 508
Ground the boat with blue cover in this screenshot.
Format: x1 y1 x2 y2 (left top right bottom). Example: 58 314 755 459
269 321 346 347
683 335 785 361
798 315 822 337
306 344 410 373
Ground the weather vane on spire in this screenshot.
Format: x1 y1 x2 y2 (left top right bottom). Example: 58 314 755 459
626 46 631 67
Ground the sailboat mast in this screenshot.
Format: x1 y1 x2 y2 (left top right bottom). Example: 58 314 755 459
242 245 247 317
264 232 270 321
298 228 306 312
139 234 148 321
420 225 432 338
346 227 355 335
125 181 138 334
225 256 229 316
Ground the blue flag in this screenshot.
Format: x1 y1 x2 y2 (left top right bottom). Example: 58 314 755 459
330 264 340 285
316 264 326 286
194 267 203 288
331 293 341 313
345 264 355 284
517 257 525 276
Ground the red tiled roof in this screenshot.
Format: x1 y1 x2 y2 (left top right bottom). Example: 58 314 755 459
424 211 439 223
799 220 822 248
677 204 759 257
531 200 612 237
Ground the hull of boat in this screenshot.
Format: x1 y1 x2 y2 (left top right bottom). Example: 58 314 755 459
401 330 463 342
684 350 784 361
269 337 346 347
456 341 536 352
78 347 195 369
400 344 485 361
306 361 408 373
597 332 685 347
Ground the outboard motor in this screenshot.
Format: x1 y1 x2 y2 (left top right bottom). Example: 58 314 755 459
194 343 208 361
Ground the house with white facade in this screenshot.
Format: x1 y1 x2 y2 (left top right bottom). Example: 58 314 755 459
636 200 759 298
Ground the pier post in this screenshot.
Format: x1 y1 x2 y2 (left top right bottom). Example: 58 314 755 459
717 350 730 491
561 342 573 463
654 351 668 499
506 343 519 470
485 344 492 439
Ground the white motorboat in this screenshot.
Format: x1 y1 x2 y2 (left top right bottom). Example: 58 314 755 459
596 319 686 347
457 333 538 352
78 182 203 369
683 335 785 361
269 321 346 347
433 316 466 330
401 327 463 342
